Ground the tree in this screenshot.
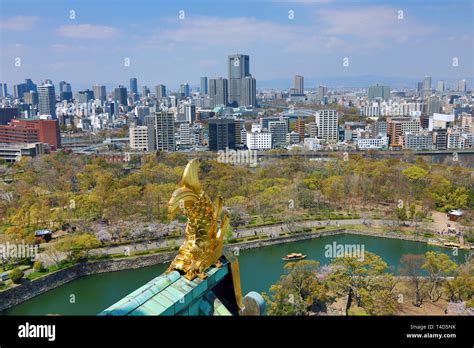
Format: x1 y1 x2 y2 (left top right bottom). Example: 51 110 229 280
444 256 474 303
400 254 427 306
9 268 24 284
33 260 45 272
327 252 398 315
73 233 100 259
402 165 428 199
422 251 457 302
322 176 345 209
263 260 330 315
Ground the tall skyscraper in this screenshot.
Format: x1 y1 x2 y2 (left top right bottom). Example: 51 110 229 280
24 79 37 93
76 90 94 103
295 118 305 142
200 77 208 95
185 104 196 124
13 79 37 99
417 82 423 93
180 83 190 98
208 118 236 151
294 75 304 95
240 76 257 107
59 81 71 93
38 84 57 118
423 76 432 90
93 84 107 101
155 85 166 99
141 86 150 98
114 86 128 106
0 83 7 98
436 80 445 92
154 111 175 151
318 86 327 102
228 54 250 107
209 78 228 107
316 109 338 142
458 79 467 92
368 84 390 101
130 78 138 95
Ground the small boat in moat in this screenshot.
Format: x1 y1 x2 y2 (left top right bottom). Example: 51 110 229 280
282 253 307 261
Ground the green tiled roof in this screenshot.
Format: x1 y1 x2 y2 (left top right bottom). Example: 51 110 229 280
99 258 233 316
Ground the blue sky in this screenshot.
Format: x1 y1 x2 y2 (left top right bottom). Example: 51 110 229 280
0 0 472 90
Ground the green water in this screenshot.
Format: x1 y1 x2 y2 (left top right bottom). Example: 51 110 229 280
3 233 469 315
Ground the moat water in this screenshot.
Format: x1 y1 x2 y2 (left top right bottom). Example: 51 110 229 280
3 233 469 315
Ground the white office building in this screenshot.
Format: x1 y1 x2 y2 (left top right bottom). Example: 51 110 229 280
129 126 149 151
316 109 338 142
246 130 272 150
356 137 389 150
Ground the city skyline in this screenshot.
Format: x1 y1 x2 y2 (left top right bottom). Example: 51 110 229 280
0 0 472 89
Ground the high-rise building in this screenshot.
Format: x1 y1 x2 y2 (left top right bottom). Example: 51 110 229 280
208 118 236 151
316 110 338 142
59 81 71 93
240 76 257 107
180 83 190 98
24 79 37 93
154 111 175 151
141 86 150 98
423 76 432 90
200 77 208 95
318 86 327 102
24 91 39 106
436 80 445 93
13 79 36 99
93 84 106 101
38 84 57 118
458 79 467 93
209 78 228 107
155 85 166 99
185 104 196 124
114 86 128 106
0 83 7 98
76 90 94 103
269 120 287 148
13 84 26 99
293 75 304 95
417 82 423 94
228 54 250 107
295 118 305 143
130 78 138 95
129 125 149 151
179 123 191 146
234 118 245 145
368 84 390 101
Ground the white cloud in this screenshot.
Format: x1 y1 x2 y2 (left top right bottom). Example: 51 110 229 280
316 6 436 40
0 16 39 31
140 16 329 53
140 7 437 55
57 24 119 39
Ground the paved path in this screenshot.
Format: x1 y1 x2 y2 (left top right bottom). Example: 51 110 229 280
36 218 404 267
